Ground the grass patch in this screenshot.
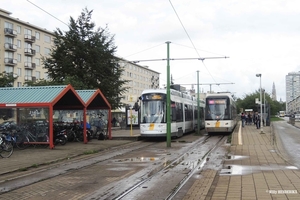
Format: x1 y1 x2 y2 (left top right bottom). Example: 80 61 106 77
19 167 28 171
227 134 232 143
270 116 284 122
31 164 38 168
83 150 98 155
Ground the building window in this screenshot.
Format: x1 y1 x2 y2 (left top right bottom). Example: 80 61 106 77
17 54 21 63
5 36 13 44
36 71 40 79
25 42 32 49
44 47 51 55
44 72 49 80
35 31 40 40
25 69 32 78
35 58 40 66
5 51 13 59
17 40 21 48
17 68 22 77
4 22 13 29
44 35 51 43
5 66 13 73
24 28 32 35
17 82 22 87
35 45 40 53
17 26 21 34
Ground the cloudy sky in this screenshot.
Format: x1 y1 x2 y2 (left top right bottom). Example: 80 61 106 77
3 0 300 101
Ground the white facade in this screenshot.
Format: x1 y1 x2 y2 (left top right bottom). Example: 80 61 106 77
117 58 160 108
286 72 300 113
0 8 53 86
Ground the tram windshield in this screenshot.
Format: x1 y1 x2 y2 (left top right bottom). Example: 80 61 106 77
141 100 165 123
205 98 229 120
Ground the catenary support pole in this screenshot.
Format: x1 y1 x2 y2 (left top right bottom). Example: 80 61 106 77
166 41 171 147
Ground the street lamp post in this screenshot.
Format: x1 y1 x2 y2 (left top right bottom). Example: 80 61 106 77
256 74 263 133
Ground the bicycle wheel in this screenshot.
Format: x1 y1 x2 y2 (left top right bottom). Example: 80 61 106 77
15 134 29 150
0 140 14 158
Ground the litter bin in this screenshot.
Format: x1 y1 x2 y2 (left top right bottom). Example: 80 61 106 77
289 116 295 126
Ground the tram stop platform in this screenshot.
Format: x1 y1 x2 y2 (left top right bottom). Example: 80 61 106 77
183 122 300 200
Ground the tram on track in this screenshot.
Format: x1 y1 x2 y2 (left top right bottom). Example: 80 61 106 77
139 89 205 137
204 92 238 135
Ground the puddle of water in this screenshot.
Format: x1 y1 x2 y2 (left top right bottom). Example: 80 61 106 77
220 165 299 176
220 165 260 175
114 157 160 163
225 155 249 160
286 166 298 170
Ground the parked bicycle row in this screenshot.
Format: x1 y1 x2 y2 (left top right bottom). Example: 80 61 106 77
0 120 108 158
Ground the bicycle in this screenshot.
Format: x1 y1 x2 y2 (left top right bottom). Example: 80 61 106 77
0 126 27 150
0 133 14 158
16 125 49 149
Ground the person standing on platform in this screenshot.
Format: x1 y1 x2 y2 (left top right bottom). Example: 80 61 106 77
241 112 246 127
255 112 261 129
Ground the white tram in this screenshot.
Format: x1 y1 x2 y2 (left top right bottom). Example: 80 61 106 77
139 89 205 137
205 93 238 134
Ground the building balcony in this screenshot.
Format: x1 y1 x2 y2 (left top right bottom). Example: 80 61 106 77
24 62 36 69
4 58 17 66
24 34 36 43
4 43 17 51
4 28 17 37
24 48 36 56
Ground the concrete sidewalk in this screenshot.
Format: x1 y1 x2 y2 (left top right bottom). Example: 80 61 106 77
183 122 300 200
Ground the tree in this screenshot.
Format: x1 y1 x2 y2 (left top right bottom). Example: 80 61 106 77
236 90 285 115
0 72 16 87
42 8 128 109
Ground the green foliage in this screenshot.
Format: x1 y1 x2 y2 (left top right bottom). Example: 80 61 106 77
0 72 17 87
270 116 284 121
31 8 128 109
236 90 285 115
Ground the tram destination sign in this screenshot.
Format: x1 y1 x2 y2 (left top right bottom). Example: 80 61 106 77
142 93 166 100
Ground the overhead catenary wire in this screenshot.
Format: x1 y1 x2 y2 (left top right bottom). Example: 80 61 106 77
168 0 227 90
26 0 69 28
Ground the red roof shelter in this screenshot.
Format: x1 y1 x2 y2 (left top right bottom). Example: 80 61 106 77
76 89 112 141
0 85 112 149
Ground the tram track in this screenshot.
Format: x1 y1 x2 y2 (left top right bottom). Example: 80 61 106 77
111 135 212 200
0 140 156 194
91 135 227 200
0 133 229 200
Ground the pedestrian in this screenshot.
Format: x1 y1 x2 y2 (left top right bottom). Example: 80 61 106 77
255 112 261 129
248 113 252 125
112 117 117 127
241 112 246 127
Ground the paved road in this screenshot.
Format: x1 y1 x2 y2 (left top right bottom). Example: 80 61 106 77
274 120 300 168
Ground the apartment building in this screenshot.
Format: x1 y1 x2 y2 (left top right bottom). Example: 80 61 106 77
1 8 160 109
0 8 53 86
117 58 160 108
286 72 300 114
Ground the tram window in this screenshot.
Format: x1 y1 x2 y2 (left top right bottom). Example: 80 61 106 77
176 103 183 122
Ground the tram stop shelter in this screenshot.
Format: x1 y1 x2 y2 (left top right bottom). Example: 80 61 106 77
0 85 86 149
76 89 112 139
